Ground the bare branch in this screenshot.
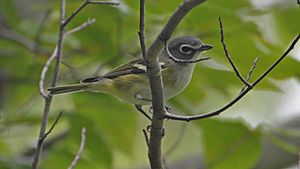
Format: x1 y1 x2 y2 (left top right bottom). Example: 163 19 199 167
165 41 210 63
66 18 96 35
87 0 119 5
41 111 63 141
138 0 147 59
23 131 68 157
39 46 58 98
219 17 252 88
252 35 300 86
63 0 119 27
39 18 96 98
144 1 207 169
164 33 300 122
241 56 259 93
143 129 150 148
32 0 66 168
135 104 152 121
246 57 259 82
34 1 117 168
68 127 86 169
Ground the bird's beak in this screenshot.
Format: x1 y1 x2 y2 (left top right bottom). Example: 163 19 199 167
197 44 213 52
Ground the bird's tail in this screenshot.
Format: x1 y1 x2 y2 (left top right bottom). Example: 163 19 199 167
47 84 89 95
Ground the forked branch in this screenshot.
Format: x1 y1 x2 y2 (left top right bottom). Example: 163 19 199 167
164 25 300 121
33 1 118 169
219 17 252 87
142 1 207 169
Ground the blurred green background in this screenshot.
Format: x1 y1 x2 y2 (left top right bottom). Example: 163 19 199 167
0 0 300 169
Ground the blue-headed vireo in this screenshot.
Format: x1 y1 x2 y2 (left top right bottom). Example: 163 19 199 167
48 36 212 118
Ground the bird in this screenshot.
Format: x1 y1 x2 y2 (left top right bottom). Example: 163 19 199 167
47 36 213 120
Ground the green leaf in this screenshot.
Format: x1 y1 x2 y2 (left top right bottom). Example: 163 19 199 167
42 113 113 169
73 93 137 155
196 119 262 169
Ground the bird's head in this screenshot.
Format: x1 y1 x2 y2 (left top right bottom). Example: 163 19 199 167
166 36 213 61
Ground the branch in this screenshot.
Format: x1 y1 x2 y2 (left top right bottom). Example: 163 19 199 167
164 32 300 122
41 111 63 141
39 18 96 98
33 1 119 169
32 0 66 168
144 1 207 169
63 0 119 27
39 46 58 98
219 17 252 87
66 18 96 35
138 0 147 59
143 129 150 148
68 127 86 169
240 56 259 93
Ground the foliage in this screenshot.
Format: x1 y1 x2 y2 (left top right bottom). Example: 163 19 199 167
197 119 261 169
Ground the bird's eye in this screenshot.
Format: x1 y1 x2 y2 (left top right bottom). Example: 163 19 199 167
179 45 193 54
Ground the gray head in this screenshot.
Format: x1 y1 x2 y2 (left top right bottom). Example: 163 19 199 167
166 36 213 61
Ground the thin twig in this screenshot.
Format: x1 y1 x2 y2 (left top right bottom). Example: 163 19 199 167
165 41 210 63
143 129 150 148
32 0 66 168
66 18 96 35
39 17 96 97
164 33 300 122
63 0 119 27
245 57 259 82
219 17 252 88
33 1 118 169
68 127 86 169
39 46 58 98
51 1 66 87
41 111 63 141
87 0 120 5
138 0 147 59
23 131 68 156
240 56 259 93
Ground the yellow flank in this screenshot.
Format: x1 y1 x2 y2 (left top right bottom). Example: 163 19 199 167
112 73 148 92
105 73 151 104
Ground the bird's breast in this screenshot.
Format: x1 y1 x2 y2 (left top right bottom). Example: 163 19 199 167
162 64 195 99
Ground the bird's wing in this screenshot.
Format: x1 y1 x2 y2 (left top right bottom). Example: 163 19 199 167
81 59 167 83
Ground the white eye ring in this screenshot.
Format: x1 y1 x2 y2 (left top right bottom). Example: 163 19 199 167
179 45 193 54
